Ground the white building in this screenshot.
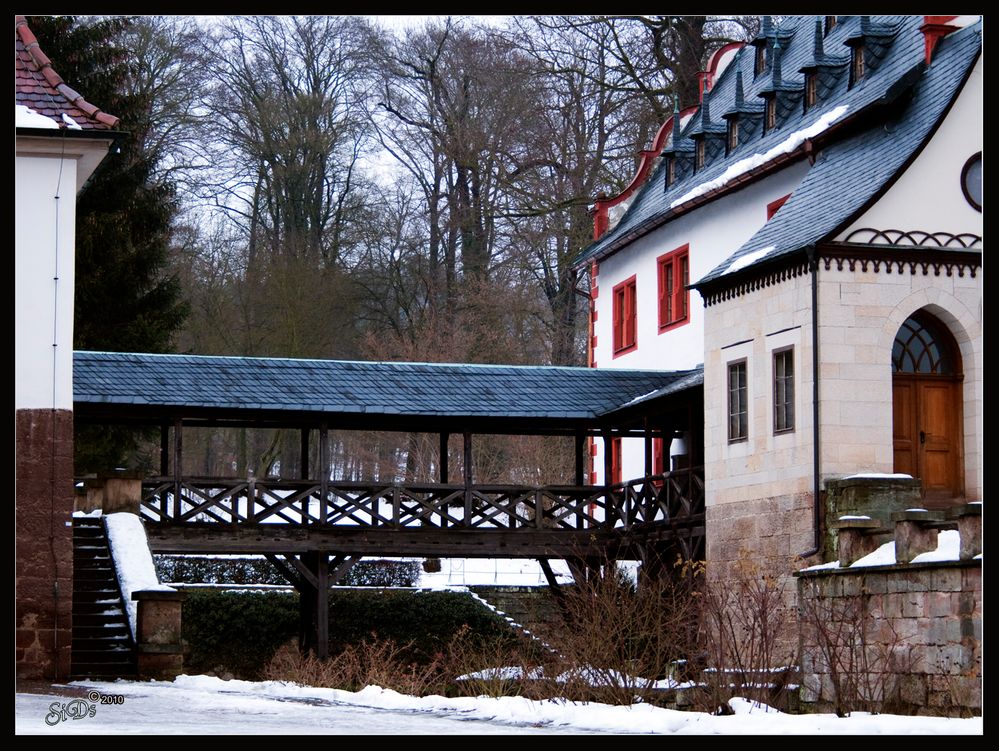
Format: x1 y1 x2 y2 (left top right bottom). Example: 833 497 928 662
576 15 982 577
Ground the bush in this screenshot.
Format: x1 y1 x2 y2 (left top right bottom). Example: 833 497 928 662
181 588 519 679
157 555 421 587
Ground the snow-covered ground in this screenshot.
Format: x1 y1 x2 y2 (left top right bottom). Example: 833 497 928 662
16 675 981 735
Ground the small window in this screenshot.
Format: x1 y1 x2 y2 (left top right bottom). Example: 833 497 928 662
850 45 865 86
767 194 790 220
612 276 638 356
728 360 748 442
824 16 837 36
658 245 690 332
765 97 777 132
695 138 706 171
804 72 817 111
961 152 982 211
755 45 766 76
727 117 739 154
773 348 794 434
666 156 676 188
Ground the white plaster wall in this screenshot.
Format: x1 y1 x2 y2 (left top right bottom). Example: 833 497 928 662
592 161 811 484
837 56 983 241
15 153 78 411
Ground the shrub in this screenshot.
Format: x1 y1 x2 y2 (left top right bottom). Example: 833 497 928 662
157 555 420 587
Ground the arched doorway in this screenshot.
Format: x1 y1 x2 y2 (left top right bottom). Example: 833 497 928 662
892 310 964 504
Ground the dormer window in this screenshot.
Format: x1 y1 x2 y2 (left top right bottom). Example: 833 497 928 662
755 45 766 76
666 156 676 188
727 118 738 154
850 44 865 86
765 97 777 132
695 138 705 171
804 72 817 111
824 16 837 36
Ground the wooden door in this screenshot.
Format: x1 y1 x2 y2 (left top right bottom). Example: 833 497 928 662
893 375 963 502
891 312 964 505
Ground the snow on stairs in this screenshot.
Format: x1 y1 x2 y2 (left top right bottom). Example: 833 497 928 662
71 518 137 679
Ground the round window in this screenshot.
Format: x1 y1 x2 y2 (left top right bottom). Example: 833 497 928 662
961 152 982 211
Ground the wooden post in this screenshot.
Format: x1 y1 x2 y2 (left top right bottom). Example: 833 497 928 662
319 423 328 525
574 432 585 486
643 417 652 477
173 417 183 520
316 553 329 659
463 432 472 527
298 553 315 654
602 430 614 526
300 428 310 479
160 423 169 476
439 432 449 483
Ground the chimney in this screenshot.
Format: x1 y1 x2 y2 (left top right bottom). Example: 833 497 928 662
920 15 959 64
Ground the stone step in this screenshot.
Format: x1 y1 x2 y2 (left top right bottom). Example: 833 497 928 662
71 663 138 679
73 625 131 639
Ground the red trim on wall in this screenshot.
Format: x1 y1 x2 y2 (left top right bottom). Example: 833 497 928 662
591 106 699 240
610 437 622 485
657 245 690 333
767 194 791 220
611 275 638 358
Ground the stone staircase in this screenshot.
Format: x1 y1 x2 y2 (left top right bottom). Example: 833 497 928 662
71 517 137 679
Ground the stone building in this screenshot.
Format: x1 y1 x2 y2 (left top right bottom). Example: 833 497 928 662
576 15 982 586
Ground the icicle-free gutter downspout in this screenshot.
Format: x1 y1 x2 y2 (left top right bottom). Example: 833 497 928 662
799 244 822 559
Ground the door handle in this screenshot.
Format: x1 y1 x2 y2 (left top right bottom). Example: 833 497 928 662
919 431 926 444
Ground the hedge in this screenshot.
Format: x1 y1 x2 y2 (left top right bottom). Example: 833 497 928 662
181 588 516 679
157 555 421 587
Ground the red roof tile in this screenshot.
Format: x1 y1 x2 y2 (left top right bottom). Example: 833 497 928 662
15 15 119 131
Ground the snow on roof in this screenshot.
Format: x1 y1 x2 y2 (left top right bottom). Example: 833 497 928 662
668 106 849 210
842 473 914 481
15 103 58 129
724 246 775 275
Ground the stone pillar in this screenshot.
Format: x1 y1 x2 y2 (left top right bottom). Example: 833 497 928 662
833 518 887 566
951 503 982 560
132 590 187 680
98 469 144 514
15 409 75 680
891 509 943 564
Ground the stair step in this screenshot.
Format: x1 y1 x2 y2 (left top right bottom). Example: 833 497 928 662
74 579 119 592
74 602 126 614
72 614 128 629
71 664 138 678
74 625 131 639
74 569 117 581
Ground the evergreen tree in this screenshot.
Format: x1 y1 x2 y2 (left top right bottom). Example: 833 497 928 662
28 16 189 472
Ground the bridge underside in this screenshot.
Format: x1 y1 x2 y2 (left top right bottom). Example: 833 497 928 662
146 520 705 559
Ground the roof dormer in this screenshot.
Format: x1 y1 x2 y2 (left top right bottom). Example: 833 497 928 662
757 36 804 134
844 16 899 87
799 17 849 112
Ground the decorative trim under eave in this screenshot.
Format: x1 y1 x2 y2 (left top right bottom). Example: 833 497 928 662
820 245 981 278
701 259 810 307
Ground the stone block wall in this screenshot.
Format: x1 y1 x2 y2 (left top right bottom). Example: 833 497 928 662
15 409 75 680
796 562 982 716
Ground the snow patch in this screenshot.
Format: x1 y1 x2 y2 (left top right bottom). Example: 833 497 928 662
724 246 775 275
15 104 59 129
842 473 913 480
105 512 175 638
849 540 896 568
910 529 960 564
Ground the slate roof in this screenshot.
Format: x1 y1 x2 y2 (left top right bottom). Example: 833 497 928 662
73 351 702 425
15 15 120 131
574 16 982 287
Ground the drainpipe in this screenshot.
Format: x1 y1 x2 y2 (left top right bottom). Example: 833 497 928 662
798 245 822 559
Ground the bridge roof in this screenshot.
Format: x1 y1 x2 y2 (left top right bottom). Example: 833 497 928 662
74 351 702 433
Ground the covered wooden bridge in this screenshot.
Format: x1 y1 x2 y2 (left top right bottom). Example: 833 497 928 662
74 351 704 654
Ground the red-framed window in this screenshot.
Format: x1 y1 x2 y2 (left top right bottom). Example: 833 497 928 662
658 245 690 332
767 194 790 220
612 275 638 356
610 437 622 485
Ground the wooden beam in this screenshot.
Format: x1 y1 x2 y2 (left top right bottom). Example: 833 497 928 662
316 553 329 659
300 428 310 480
284 554 319 589
264 553 305 592
643 417 652 477
463 432 472 523
160 423 169 476
319 423 328 524
173 417 183 519
439 432 449 483
330 556 358 586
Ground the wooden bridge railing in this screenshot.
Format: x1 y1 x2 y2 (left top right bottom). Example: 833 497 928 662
138 467 705 533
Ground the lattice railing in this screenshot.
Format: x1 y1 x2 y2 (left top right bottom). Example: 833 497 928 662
138 467 705 533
